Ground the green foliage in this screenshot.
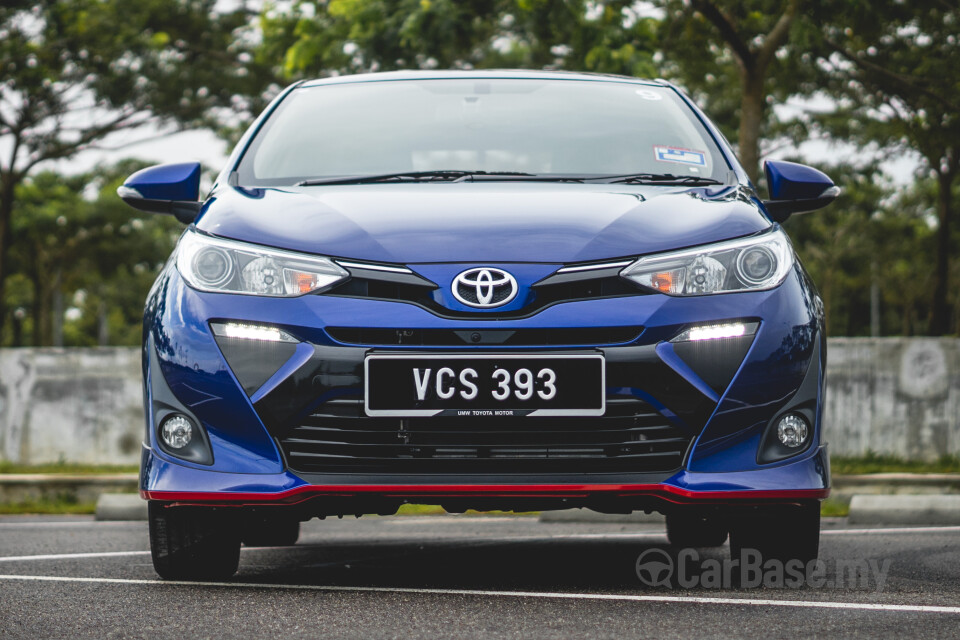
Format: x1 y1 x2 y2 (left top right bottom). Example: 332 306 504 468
657 1 808 144
1 1 958 343
0 0 276 342
798 1 960 334
830 453 960 475
260 0 660 79
786 162 945 336
5 161 181 346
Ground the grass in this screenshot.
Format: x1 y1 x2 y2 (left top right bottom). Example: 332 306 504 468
830 453 960 475
0 462 138 475
394 504 537 516
0 499 96 515
395 503 447 516
820 498 850 518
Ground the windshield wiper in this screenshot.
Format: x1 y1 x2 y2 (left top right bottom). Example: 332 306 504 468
600 173 724 186
296 170 535 186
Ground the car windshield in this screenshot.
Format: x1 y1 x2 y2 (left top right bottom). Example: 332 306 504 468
235 78 730 186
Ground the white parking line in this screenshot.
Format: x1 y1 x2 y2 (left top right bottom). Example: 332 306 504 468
0 521 141 528
0 573 958 615
0 535 669 563
0 551 149 563
3 525 958 563
821 526 960 535
0 547 302 563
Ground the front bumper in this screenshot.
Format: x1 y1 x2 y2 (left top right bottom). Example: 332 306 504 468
141 261 829 512
141 444 829 509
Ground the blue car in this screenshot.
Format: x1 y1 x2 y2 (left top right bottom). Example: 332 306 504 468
120 70 837 580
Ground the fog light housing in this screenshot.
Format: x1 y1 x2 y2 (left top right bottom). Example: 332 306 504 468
160 414 193 449
776 413 808 448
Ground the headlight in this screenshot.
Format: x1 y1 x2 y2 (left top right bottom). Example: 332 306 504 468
176 229 348 296
620 227 793 295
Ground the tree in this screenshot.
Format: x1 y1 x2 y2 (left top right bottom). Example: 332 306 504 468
785 162 939 336
261 0 659 80
8 162 182 346
802 1 960 334
656 0 809 184
0 0 272 341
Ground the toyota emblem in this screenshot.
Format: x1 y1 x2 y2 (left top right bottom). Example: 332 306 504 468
451 267 519 308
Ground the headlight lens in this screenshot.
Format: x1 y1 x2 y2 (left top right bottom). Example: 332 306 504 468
620 227 793 295
176 229 348 296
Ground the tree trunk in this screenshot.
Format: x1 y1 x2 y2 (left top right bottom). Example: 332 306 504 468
52 268 63 347
929 169 954 335
738 69 765 186
98 296 109 346
0 173 16 343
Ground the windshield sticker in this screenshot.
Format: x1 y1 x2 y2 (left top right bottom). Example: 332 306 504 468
654 146 707 167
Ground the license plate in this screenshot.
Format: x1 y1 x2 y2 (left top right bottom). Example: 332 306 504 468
364 353 605 417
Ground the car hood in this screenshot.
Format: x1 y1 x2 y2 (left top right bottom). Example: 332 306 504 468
196 183 770 264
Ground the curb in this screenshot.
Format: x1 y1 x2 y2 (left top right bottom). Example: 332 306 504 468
95 493 148 521
848 494 960 525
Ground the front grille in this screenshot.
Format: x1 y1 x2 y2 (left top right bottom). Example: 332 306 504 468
325 326 643 347
326 274 648 319
279 396 690 474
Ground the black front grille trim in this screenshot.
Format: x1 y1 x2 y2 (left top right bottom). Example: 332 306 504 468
325 326 644 347
279 396 690 475
325 274 649 320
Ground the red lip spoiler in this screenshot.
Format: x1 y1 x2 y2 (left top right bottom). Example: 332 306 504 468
141 483 828 507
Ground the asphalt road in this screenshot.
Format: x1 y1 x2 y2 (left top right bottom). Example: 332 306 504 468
0 514 958 639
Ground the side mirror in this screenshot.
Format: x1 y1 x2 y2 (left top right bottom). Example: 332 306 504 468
762 160 840 223
117 162 203 224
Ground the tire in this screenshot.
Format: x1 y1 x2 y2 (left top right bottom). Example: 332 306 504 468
666 511 728 548
242 518 301 547
729 503 820 565
149 502 241 580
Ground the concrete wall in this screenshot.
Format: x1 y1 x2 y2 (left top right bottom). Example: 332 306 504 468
0 348 143 465
0 338 958 465
825 338 960 460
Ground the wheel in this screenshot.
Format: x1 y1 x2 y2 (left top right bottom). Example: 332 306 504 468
729 503 820 565
666 511 728 548
148 502 241 580
242 517 301 547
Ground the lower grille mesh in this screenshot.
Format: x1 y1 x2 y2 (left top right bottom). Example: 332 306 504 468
279 396 690 474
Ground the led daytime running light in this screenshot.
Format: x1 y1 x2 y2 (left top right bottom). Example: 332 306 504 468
211 322 298 343
672 321 758 343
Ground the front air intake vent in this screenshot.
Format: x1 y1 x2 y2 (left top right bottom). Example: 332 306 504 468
278 396 690 475
326 326 643 347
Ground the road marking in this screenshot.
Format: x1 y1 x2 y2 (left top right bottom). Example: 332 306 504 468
3 525 958 563
0 521 140 528
0 535 669 563
0 573 958 615
1 525 955 564
0 550 150 563
0 547 305 563
821 526 960 535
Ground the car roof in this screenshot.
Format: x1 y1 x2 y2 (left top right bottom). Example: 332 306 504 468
298 69 668 89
